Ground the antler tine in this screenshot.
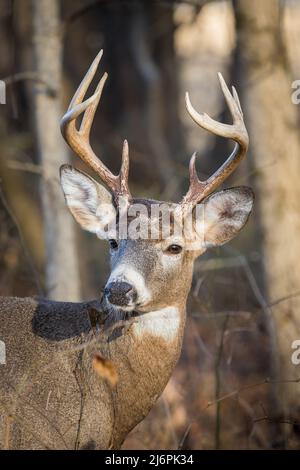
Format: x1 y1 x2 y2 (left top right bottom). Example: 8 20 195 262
60 50 131 202
181 73 249 211
120 140 130 193
69 50 103 111
79 71 107 139
217 72 242 124
232 85 243 117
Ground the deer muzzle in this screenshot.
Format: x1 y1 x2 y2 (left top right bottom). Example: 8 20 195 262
104 281 137 308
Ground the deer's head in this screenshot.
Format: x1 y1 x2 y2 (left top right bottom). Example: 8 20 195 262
60 51 253 313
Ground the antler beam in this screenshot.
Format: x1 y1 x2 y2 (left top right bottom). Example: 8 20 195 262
60 50 131 202
181 73 249 211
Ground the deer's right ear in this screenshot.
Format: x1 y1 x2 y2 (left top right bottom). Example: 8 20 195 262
60 165 116 238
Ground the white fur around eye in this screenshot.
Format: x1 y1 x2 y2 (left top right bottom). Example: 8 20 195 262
159 238 184 268
160 252 183 270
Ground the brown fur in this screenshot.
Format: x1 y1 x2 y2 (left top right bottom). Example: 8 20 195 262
0 296 185 449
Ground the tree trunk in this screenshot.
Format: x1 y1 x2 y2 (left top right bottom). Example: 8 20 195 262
234 0 300 447
31 0 80 300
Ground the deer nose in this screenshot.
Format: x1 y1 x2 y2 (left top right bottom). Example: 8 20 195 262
104 281 137 307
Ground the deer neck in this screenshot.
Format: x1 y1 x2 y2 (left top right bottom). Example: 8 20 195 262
103 303 186 448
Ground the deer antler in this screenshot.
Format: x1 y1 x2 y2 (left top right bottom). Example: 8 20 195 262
181 72 249 213
60 50 131 203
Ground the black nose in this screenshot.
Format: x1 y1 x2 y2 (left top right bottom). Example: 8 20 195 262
104 281 137 307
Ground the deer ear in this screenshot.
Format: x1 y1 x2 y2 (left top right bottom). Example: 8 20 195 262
60 165 116 238
199 187 254 248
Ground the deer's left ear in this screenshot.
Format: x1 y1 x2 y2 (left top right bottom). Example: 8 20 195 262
200 187 254 247
60 164 116 238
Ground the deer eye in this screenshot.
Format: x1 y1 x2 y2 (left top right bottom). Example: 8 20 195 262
166 244 183 255
109 239 118 250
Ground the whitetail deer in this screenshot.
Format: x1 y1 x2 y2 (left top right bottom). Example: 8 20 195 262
0 51 253 449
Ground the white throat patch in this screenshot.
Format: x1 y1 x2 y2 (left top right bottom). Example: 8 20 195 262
133 306 180 341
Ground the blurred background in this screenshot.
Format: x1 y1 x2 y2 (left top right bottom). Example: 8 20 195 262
1 0 300 449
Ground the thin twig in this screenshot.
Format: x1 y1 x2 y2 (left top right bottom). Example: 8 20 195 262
162 397 178 449
205 377 300 409
253 416 300 426
6 160 43 175
269 291 300 308
178 423 192 450
2 72 56 96
0 402 52 450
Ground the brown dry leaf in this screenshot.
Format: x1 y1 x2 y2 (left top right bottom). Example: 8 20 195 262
92 353 119 388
